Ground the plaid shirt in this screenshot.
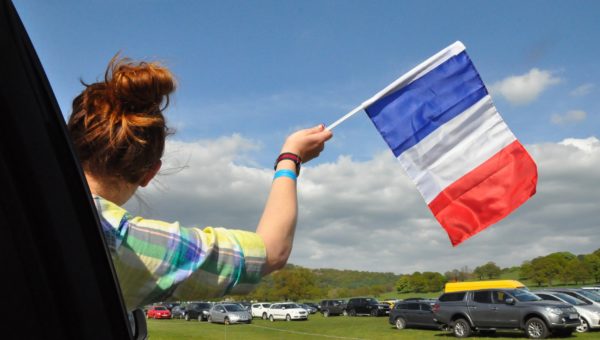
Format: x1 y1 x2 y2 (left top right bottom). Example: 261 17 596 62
93 195 266 310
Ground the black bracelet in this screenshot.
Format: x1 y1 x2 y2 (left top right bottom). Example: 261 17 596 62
274 152 302 175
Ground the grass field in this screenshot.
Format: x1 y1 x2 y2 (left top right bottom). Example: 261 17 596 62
147 314 598 340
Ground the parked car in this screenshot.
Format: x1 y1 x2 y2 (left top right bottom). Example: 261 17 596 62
267 302 309 321
344 297 390 316
237 301 252 311
184 302 213 321
433 289 580 338
299 303 317 314
251 302 271 319
320 299 346 317
581 286 600 294
389 299 440 330
534 290 600 333
381 299 399 310
208 303 252 324
146 306 172 319
304 302 320 312
163 302 180 311
549 288 600 308
171 305 186 319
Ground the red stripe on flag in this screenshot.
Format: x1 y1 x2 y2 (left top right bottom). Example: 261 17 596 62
428 140 537 246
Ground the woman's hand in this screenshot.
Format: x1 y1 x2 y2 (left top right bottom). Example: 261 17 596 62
280 124 333 163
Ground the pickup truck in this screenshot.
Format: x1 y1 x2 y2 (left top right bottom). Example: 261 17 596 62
433 289 580 338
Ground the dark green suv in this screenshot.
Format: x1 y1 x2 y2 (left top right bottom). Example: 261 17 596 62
320 299 346 317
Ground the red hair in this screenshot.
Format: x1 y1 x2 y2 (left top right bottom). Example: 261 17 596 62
68 55 176 184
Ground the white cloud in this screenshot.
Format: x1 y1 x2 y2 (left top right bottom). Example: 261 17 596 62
570 83 594 97
490 68 560 105
551 110 587 125
126 136 600 274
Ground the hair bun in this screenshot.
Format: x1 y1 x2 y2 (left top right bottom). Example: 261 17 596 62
107 57 176 113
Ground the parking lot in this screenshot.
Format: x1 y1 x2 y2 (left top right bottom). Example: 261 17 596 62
146 313 599 339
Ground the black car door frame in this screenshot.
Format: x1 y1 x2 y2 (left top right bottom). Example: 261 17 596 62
1 1 142 338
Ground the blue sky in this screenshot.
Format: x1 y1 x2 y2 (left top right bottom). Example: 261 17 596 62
12 1 600 273
15 0 599 165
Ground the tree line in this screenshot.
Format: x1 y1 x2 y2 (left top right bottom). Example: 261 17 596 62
227 248 600 301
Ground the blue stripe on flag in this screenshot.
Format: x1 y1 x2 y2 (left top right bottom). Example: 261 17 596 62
365 51 488 157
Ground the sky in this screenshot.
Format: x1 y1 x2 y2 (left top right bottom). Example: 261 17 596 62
14 0 600 274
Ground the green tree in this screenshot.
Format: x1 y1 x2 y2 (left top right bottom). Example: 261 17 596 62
474 262 501 280
395 275 411 293
564 258 591 284
269 266 319 301
584 254 600 283
529 256 562 286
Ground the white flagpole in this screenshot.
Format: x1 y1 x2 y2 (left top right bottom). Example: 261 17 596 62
325 104 366 131
325 41 465 131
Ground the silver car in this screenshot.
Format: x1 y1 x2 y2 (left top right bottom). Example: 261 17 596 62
536 291 600 333
208 303 252 325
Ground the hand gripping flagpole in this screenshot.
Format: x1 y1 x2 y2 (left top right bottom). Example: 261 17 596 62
325 41 465 131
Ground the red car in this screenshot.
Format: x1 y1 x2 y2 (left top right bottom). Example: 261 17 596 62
146 306 172 319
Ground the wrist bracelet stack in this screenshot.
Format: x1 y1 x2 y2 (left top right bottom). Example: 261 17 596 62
274 152 302 175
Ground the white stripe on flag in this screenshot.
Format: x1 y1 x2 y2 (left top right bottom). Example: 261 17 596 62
397 95 517 203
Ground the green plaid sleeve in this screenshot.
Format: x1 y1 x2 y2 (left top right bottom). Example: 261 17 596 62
94 196 266 310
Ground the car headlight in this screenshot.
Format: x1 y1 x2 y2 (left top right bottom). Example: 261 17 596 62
545 307 563 315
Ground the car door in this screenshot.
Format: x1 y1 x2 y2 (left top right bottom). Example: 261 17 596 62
213 305 226 323
417 303 435 327
491 290 520 328
1 2 139 339
271 304 281 319
468 291 495 327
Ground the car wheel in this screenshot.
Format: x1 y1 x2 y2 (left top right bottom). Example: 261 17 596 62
262 312 267 320
224 317 230 325
395 317 406 330
286 314 291 322
370 309 377 317
453 318 472 338
576 318 589 333
269 315 275 322
525 317 549 339
342 309 348 316
323 310 330 317
349 309 356 317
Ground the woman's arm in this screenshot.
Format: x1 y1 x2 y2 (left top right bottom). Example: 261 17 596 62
256 124 332 275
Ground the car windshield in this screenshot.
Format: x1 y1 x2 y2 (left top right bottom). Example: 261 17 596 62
283 303 300 309
224 304 245 312
365 298 379 305
555 293 587 306
512 289 541 302
261 304 271 308
154 306 167 310
577 290 600 302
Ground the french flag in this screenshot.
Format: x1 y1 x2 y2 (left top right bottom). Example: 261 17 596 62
365 41 537 246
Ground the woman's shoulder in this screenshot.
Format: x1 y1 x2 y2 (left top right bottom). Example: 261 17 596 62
93 195 130 225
